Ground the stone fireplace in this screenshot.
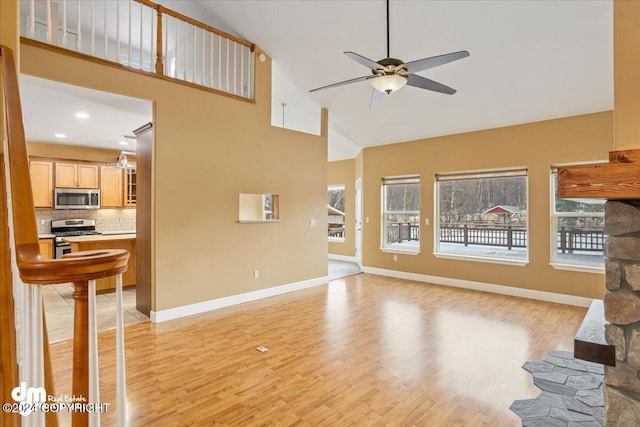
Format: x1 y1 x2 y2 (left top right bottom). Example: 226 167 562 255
558 149 640 425
602 200 640 424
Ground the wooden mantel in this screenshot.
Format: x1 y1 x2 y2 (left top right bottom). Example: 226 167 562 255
558 149 640 199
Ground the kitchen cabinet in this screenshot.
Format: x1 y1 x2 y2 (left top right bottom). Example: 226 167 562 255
38 238 53 260
55 162 99 188
124 168 136 207
29 160 53 208
100 166 123 207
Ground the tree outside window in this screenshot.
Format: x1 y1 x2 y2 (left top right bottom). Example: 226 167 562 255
382 177 420 252
328 186 346 241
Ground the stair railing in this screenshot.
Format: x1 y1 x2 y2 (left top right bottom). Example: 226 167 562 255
1 44 129 427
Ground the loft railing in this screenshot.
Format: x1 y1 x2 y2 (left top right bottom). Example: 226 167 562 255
19 0 255 100
1 44 129 426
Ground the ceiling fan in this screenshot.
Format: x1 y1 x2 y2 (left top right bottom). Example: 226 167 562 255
309 0 469 110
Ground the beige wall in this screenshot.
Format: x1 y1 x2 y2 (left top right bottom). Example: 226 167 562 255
614 0 640 150
20 42 328 312
328 159 355 257
28 141 122 163
362 111 613 299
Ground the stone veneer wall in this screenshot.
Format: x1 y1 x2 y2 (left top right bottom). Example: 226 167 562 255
603 201 640 425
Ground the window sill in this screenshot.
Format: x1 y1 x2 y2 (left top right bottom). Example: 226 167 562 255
238 219 281 223
328 237 345 243
380 247 420 256
550 263 604 274
434 252 529 266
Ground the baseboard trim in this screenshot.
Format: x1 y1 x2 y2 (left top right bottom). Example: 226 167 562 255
151 275 329 323
328 254 357 263
361 267 593 308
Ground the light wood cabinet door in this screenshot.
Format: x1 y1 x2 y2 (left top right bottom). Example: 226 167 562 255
124 168 137 207
38 239 53 260
55 162 99 188
77 164 99 188
100 166 123 207
55 162 77 187
30 160 53 208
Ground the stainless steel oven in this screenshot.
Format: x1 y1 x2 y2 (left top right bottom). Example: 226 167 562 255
51 219 101 259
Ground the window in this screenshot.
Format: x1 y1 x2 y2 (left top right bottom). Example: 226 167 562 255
435 169 528 264
551 169 604 271
238 193 279 222
328 185 346 241
382 176 420 253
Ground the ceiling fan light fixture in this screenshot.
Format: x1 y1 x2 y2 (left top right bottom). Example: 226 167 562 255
371 74 407 94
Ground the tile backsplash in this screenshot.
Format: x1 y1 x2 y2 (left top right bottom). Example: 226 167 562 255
36 209 136 234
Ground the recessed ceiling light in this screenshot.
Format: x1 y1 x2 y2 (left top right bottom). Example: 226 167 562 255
54 133 67 138
75 112 90 119
118 141 129 146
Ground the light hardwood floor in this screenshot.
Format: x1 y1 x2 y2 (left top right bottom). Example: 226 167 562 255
49 273 587 426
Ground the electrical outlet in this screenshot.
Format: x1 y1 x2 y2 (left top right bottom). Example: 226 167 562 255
40 219 45 225
393 255 398 262
254 270 259 279
424 218 430 225
309 219 316 227
365 217 370 223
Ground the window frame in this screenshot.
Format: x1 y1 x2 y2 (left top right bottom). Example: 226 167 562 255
434 167 529 266
380 175 421 255
549 166 605 274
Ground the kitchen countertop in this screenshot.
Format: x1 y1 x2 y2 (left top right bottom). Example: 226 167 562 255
38 234 55 239
101 230 136 235
62 233 136 243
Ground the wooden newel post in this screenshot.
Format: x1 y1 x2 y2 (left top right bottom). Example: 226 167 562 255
155 6 164 75
72 280 89 427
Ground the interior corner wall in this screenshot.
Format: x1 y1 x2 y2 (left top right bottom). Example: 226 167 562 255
361 111 613 299
328 159 356 257
19 42 328 312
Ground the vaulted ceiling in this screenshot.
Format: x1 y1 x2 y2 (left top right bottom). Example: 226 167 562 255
197 0 613 159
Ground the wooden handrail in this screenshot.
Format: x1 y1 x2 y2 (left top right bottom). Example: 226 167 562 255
134 0 256 51
2 44 130 426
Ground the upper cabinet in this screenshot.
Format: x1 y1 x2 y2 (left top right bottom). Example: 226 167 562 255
29 160 54 208
124 168 136 207
100 166 123 207
55 162 99 188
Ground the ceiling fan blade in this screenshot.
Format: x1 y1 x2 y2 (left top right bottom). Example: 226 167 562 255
406 74 456 95
309 75 374 93
344 52 382 70
370 89 385 110
403 50 470 74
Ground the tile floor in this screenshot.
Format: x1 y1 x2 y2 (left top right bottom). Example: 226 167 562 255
328 259 361 280
43 284 149 343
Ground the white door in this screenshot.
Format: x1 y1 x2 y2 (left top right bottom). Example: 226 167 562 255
355 178 363 268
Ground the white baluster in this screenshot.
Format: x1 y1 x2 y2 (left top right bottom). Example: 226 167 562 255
104 0 108 59
201 28 205 85
115 274 127 426
116 0 121 63
46 0 51 43
234 42 237 95
29 0 35 38
77 1 81 52
91 0 95 55
249 48 254 99
164 13 168 74
183 21 187 80
62 0 67 48
241 46 244 97
139 1 143 70
209 32 213 88
218 36 222 90
192 25 196 82
174 17 178 78
88 279 100 427
128 0 132 66
226 38 230 93
150 6 154 72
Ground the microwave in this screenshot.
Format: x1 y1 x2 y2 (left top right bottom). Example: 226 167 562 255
54 188 100 210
